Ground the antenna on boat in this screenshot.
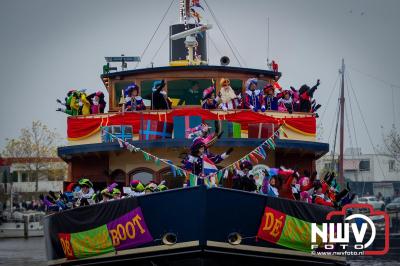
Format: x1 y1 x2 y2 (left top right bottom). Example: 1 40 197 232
170 24 212 65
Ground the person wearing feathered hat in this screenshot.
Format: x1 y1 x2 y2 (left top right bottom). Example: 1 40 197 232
277 89 294 113
299 79 320 112
243 78 265 112
218 78 241 111
127 180 145 197
182 137 233 183
151 80 172 110
232 160 257 192
124 83 146 111
263 84 278 111
201 86 218 109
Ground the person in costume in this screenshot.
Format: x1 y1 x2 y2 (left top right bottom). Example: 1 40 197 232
182 138 232 184
87 91 105 114
127 180 145 197
97 91 107 113
313 181 334 207
232 160 257 192
263 84 278 111
145 181 159 194
218 78 241 111
56 90 75 115
75 178 95 206
178 81 203 106
124 83 146 111
260 169 279 197
56 90 80 115
100 187 113 203
278 168 300 200
151 80 172 110
277 89 294 113
243 78 265 112
201 86 219 109
79 91 91 115
299 79 320 112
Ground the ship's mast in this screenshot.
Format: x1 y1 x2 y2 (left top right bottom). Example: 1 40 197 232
338 59 345 187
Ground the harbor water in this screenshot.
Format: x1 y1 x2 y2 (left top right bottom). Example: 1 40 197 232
0 237 399 266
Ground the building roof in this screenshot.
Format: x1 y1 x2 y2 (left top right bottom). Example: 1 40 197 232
57 139 329 161
0 157 63 165
101 65 281 79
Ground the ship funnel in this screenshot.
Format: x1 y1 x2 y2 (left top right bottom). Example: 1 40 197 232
162 232 177 245
220 56 230 66
227 232 242 245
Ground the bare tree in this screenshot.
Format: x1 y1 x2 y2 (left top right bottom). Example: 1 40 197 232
2 121 65 191
383 125 400 163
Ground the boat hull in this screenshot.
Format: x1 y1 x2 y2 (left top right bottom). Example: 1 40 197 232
44 186 345 265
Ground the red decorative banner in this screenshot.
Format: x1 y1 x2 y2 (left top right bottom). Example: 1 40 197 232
67 109 316 140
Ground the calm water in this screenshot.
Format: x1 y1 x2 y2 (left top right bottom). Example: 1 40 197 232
0 237 399 266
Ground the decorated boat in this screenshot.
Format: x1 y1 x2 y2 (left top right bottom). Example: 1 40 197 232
45 1 345 265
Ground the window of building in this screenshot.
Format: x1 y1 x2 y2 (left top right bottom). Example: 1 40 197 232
12 172 18 182
359 160 370 171
389 160 395 172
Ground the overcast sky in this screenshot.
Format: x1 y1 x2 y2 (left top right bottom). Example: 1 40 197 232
0 0 399 154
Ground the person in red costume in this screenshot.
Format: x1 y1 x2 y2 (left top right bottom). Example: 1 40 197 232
314 182 334 207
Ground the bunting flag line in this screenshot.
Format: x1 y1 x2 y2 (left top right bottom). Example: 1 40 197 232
102 126 282 186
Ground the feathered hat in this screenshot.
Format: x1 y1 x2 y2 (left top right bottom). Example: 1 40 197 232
124 83 139 96
246 78 258 91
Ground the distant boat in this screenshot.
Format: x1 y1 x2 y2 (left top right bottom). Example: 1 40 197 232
0 210 45 238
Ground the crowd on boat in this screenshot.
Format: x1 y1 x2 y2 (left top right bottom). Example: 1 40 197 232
56 78 321 115
40 123 354 213
126 78 321 115
56 90 107 115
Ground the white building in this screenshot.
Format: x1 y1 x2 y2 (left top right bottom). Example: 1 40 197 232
316 148 400 197
0 157 67 200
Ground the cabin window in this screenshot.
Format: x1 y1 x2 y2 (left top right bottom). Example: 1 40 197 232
167 79 213 106
129 168 154 185
359 160 370 171
114 81 133 107
229 79 244 94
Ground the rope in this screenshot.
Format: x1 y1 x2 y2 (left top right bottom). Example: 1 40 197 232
318 73 340 122
345 78 366 195
134 0 175 69
150 32 170 66
203 0 242 67
330 99 340 171
208 34 223 57
348 65 400 89
346 71 386 179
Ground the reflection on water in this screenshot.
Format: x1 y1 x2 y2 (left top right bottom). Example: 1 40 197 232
0 237 46 266
0 237 399 266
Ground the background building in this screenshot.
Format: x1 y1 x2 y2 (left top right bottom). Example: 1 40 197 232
316 148 400 198
0 157 67 202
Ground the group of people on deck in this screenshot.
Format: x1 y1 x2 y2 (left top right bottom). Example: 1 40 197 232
179 123 354 209
121 78 321 115
56 89 107 115
40 178 169 211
